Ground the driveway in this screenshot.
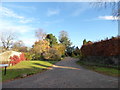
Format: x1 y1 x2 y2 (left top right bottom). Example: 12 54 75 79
3 57 118 88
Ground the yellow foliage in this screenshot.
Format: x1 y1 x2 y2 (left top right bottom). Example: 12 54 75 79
33 40 50 54
52 44 65 56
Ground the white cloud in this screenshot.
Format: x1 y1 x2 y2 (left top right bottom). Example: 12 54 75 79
98 16 120 20
84 15 120 22
0 6 38 47
0 20 37 47
0 6 33 24
4 4 36 13
47 9 60 16
0 20 35 34
0 7 24 19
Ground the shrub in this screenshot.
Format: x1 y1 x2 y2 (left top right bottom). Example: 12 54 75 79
20 53 26 61
43 48 61 61
10 55 20 65
61 54 65 58
52 44 65 57
32 53 41 60
24 52 34 60
9 53 26 65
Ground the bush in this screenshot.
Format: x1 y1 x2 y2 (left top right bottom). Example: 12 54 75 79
61 54 65 58
9 53 26 65
32 53 41 60
43 48 61 61
20 53 26 61
24 52 34 60
10 55 20 65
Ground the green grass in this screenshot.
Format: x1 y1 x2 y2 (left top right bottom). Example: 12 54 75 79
2 60 57 82
77 61 120 77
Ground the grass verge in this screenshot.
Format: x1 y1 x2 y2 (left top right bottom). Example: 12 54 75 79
77 61 120 77
2 60 58 82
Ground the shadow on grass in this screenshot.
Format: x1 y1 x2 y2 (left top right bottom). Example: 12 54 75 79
2 61 55 82
2 67 45 82
32 61 81 70
32 63 51 68
2 60 81 82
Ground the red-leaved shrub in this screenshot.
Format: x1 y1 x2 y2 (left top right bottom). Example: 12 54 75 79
20 53 26 61
10 53 26 65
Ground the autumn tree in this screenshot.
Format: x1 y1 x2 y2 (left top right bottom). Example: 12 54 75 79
43 48 61 60
32 40 50 60
52 44 66 56
32 40 50 55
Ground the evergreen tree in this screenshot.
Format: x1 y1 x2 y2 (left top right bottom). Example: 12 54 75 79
45 34 58 47
83 39 87 45
59 30 72 48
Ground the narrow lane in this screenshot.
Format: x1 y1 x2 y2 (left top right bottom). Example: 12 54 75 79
3 57 118 88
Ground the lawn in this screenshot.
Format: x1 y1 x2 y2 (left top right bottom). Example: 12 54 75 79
77 61 120 77
2 60 57 82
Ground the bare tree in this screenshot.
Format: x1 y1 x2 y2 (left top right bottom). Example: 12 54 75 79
13 40 24 48
12 40 26 52
91 1 120 17
0 32 16 51
35 28 46 40
59 30 68 39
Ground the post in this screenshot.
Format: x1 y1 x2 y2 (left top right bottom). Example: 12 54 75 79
4 66 7 75
0 64 8 75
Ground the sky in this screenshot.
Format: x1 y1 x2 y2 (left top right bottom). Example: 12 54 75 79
0 2 118 48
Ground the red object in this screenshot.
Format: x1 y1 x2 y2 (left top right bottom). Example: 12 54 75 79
9 53 26 66
20 53 26 61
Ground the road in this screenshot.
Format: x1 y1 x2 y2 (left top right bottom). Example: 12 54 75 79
3 57 118 88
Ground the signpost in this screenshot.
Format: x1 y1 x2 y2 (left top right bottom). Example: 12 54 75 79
0 64 9 75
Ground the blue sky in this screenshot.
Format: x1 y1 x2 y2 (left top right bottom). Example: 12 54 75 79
0 2 118 48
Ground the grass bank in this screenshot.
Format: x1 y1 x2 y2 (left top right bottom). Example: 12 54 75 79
2 60 57 82
77 60 120 77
